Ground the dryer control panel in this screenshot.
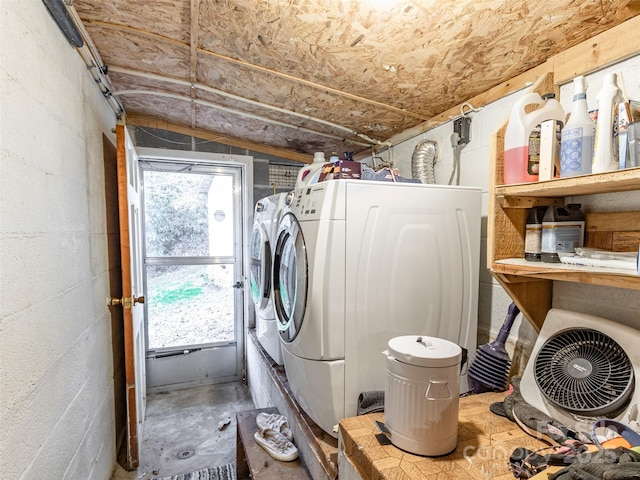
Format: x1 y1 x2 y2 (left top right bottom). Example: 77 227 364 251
287 182 345 221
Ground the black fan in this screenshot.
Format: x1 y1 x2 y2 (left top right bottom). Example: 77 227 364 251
534 328 635 416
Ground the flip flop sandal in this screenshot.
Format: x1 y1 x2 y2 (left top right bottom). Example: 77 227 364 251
254 428 298 462
256 412 293 441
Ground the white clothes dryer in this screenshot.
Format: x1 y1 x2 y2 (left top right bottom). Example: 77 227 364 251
272 180 481 437
249 193 287 365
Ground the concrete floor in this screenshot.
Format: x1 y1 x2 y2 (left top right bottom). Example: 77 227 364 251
111 381 255 480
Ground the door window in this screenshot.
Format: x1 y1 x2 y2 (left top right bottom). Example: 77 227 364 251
144 170 236 350
140 158 246 390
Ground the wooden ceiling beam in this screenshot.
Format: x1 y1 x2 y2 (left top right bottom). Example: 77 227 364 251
125 114 311 164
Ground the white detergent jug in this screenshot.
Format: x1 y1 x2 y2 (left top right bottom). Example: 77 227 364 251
504 92 566 184
295 152 326 188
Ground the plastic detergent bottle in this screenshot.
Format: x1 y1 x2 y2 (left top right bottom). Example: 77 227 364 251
295 152 326 188
593 73 623 173
560 76 595 178
504 92 566 184
541 204 585 263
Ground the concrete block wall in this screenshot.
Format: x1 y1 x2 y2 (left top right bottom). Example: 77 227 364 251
1 1 117 479
373 54 640 373
130 126 301 208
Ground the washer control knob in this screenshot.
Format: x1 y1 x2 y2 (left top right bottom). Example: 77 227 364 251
285 191 295 206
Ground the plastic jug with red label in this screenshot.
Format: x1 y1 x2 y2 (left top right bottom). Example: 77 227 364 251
504 92 566 184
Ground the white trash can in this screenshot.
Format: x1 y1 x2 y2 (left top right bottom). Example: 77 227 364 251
383 335 462 456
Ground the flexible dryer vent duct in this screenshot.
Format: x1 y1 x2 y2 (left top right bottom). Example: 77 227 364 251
411 140 438 184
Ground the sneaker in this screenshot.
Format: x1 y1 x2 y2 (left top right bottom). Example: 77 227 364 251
256 412 293 441
254 428 298 462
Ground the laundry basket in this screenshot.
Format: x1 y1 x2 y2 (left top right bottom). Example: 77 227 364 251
383 335 461 456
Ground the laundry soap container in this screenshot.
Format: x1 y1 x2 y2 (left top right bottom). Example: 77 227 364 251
383 335 462 456
295 152 325 188
503 92 566 184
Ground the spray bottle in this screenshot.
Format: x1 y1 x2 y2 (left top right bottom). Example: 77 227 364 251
560 76 595 178
503 92 566 184
592 73 623 173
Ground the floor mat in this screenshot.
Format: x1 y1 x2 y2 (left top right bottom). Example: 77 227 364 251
153 463 235 480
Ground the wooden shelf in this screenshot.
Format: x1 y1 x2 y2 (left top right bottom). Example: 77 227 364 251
487 71 640 331
495 167 640 201
492 258 640 288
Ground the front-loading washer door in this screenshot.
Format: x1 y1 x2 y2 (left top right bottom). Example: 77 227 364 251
249 222 271 311
273 212 308 342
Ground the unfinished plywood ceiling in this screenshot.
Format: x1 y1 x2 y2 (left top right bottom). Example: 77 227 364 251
72 0 640 162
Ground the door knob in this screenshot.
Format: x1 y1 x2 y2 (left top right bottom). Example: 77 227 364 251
109 295 145 308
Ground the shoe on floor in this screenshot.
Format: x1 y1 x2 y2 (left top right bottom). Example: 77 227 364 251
254 428 298 462
256 412 293 441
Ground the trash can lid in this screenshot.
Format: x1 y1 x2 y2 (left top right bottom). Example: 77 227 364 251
386 335 462 368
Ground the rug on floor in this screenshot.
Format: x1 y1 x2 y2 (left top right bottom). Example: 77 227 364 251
153 463 235 480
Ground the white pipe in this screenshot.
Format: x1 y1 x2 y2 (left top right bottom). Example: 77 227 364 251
109 67 360 135
115 89 371 146
110 66 384 148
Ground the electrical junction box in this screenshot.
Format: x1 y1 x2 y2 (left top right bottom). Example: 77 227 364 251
454 117 472 145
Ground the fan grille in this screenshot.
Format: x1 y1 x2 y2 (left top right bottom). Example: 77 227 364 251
534 328 634 416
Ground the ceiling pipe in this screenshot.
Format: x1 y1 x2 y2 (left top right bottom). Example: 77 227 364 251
115 90 372 147
109 66 382 147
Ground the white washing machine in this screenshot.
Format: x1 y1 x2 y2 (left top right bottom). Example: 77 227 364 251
272 179 481 437
249 193 287 365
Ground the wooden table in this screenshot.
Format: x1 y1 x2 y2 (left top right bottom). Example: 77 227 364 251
339 392 550 480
